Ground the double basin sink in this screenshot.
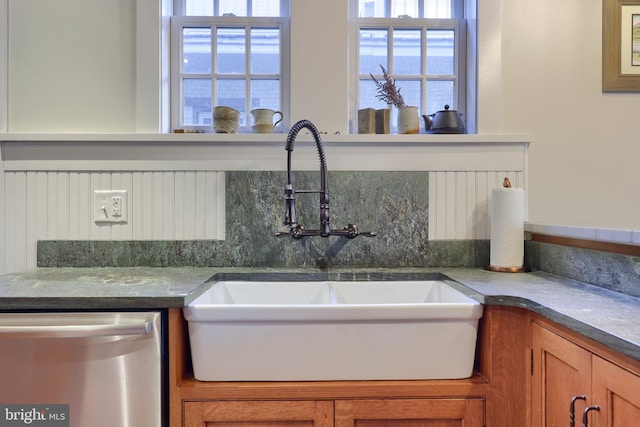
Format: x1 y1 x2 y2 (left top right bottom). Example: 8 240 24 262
183 273 484 381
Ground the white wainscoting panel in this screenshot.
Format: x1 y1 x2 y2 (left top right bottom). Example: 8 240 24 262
3 170 225 273
428 171 525 240
1 137 529 273
3 169 526 274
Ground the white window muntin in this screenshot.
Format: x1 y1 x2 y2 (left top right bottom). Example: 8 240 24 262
174 0 289 18
355 18 466 114
171 16 289 132
355 17 466 129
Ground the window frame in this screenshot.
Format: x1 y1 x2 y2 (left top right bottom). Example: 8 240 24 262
353 6 467 131
170 6 290 132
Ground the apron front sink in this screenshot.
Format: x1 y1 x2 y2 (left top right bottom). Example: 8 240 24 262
183 275 483 381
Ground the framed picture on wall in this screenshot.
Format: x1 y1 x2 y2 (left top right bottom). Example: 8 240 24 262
603 0 640 91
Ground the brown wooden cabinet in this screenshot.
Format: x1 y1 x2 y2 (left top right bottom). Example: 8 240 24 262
170 306 640 427
184 400 334 427
592 356 640 426
169 308 491 427
531 323 592 426
183 398 484 427
532 321 640 427
335 398 484 427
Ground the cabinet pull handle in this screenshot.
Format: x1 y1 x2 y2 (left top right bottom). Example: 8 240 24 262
582 405 600 427
570 395 586 427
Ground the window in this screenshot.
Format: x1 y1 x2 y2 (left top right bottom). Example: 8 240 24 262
171 0 289 132
170 1 470 134
355 0 466 130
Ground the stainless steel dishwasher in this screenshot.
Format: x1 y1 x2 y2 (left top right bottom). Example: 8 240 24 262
0 311 162 427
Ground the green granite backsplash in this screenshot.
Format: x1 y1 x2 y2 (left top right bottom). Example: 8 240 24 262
525 241 640 298
38 171 489 269
37 171 637 296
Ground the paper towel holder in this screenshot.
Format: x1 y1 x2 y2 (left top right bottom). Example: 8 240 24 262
483 176 531 273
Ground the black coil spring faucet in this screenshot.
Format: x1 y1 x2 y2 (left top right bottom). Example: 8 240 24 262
275 120 376 239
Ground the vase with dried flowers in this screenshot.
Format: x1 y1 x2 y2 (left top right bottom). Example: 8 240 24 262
370 64 419 134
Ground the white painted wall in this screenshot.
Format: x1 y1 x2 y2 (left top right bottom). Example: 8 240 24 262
7 0 137 132
495 0 640 228
2 0 640 231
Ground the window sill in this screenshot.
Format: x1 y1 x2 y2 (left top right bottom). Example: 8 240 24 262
0 132 532 145
0 133 532 172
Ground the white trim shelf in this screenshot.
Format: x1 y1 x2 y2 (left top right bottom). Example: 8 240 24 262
1 133 531 172
0 133 532 145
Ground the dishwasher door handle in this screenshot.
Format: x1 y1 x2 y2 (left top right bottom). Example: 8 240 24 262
0 321 153 338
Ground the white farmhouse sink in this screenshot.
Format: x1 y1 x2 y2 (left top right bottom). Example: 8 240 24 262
184 278 483 381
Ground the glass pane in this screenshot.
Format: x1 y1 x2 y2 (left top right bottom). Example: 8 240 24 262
183 78 212 125
425 0 452 18
217 79 246 126
252 0 280 17
251 28 280 74
251 79 280 111
395 79 420 107
391 0 418 18
183 28 211 74
427 29 455 75
426 80 454 115
360 29 388 75
393 29 421 75
219 0 247 16
359 0 385 17
217 28 246 74
184 0 284 17
185 0 213 16
359 79 389 109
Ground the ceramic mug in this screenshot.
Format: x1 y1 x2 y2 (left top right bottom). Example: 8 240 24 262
213 106 240 133
250 108 283 133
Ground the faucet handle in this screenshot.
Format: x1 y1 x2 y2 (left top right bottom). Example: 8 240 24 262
344 224 360 239
341 224 377 238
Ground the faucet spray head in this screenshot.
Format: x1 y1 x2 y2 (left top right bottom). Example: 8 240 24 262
283 184 298 227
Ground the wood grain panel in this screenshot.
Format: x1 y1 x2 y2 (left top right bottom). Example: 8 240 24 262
592 356 640 426
183 401 334 427
335 399 484 427
531 323 591 427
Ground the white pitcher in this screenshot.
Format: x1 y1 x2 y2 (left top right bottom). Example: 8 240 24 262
250 108 283 133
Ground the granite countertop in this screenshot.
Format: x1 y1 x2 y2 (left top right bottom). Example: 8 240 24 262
0 267 218 309
0 266 639 362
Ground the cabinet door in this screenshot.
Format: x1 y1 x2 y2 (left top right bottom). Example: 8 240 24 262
335 399 484 427
531 323 592 427
183 400 334 427
592 356 640 426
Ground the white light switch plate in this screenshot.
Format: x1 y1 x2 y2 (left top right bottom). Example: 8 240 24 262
94 190 128 223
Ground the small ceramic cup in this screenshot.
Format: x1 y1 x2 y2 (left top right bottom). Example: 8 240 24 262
213 106 240 133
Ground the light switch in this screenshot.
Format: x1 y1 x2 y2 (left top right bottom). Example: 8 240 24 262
94 190 128 223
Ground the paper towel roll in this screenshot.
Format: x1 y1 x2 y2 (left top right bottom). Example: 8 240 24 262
490 187 524 268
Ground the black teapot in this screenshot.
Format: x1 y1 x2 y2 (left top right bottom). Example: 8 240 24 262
422 104 465 134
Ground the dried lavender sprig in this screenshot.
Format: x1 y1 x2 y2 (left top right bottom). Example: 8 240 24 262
370 64 406 109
